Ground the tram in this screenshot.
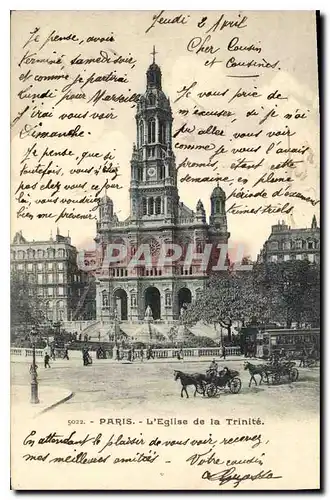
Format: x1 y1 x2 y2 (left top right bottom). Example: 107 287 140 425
260 328 320 358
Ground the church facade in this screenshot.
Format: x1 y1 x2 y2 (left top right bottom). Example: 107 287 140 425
93 52 230 326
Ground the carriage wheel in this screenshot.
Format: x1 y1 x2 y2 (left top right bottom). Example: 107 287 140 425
229 377 242 394
196 383 205 395
289 368 299 382
273 372 281 385
206 383 217 398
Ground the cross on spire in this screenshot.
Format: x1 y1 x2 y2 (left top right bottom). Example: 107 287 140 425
151 45 157 64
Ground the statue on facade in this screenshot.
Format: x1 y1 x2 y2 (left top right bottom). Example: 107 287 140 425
144 305 153 321
180 304 187 325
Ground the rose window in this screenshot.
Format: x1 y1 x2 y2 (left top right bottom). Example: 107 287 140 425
149 239 161 257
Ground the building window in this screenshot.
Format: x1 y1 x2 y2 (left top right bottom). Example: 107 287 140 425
37 249 44 258
271 255 278 262
296 240 303 249
139 121 144 146
58 273 64 283
48 287 53 297
47 263 53 270
58 287 64 296
159 121 166 144
283 241 291 250
47 273 53 284
284 254 290 261
57 249 65 258
37 263 43 271
155 197 161 215
37 274 43 284
27 263 33 271
18 264 24 270
38 288 43 296
47 248 55 259
58 262 64 271
138 166 143 181
142 198 147 215
308 241 314 249
148 94 156 106
27 249 35 259
296 254 302 260
308 254 315 263
269 241 279 251
147 119 156 143
148 197 154 215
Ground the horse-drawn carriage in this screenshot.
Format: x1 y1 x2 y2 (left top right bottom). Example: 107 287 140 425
174 366 242 398
244 360 299 386
202 367 242 397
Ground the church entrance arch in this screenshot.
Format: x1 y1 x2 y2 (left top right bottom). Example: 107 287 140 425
178 287 192 314
113 289 128 320
144 286 161 320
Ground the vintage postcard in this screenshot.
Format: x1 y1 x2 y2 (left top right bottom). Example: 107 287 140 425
10 10 320 490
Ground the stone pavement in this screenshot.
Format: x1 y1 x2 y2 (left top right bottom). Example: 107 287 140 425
11 384 73 419
11 354 244 366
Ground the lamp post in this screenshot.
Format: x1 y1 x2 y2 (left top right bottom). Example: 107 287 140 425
29 328 39 404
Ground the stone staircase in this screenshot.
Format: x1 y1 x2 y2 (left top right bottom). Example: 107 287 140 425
190 322 219 339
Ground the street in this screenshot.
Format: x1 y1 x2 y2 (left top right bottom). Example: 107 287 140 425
11 357 320 419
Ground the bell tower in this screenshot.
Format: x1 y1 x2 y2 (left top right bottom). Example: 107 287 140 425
130 48 179 223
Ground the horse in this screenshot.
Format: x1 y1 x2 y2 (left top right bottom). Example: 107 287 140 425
174 370 207 398
244 361 269 387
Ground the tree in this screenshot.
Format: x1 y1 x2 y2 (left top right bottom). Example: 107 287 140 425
185 270 272 341
253 261 320 328
11 270 46 338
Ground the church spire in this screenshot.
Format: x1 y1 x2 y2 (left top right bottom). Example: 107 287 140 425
311 214 318 229
151 45 157 64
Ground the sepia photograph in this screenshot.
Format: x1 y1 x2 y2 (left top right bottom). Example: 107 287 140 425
10 9 320 490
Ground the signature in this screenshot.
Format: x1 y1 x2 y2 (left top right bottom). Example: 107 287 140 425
201 466 282 488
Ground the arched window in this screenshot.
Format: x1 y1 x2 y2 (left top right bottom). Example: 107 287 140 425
215 200 221 213
147 119 156 143
159 121 166 143
160 164 165 179
138 166 143 181
139 121 144 146
148 94 155 106
27 248 35 259
37 249 44 259
269 241 279 251
47 248 55 258
155 197 161 215
142 198 147 215
148 197 154 215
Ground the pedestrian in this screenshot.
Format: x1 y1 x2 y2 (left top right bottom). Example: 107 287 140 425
221 344 226 360
179 347 184 361
63 347 69 360
50 345 56 361
140 348 144 362
44 353 51 368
